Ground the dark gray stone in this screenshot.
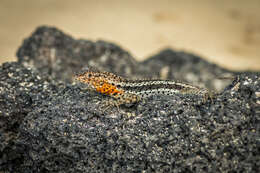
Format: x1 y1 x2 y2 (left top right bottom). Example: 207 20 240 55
0 26 259 173
139 49 236 91
17 26 139 82
0 62 62 172
17 26 240 91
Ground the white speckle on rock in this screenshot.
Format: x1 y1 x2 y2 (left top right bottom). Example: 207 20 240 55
213 79 225 91
243 81 249 85
255 92 260 97
100 52 109 62
20 82 26 87
8 73 13 78
27 82 33 87
160 66 169 79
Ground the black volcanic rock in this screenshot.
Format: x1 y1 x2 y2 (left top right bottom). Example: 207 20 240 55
0 26 259 172
17 26 139 82
0 62 62 171
17 26 236 91
139 49 235 91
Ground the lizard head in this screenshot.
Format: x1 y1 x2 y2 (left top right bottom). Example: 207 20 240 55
74 68 125 96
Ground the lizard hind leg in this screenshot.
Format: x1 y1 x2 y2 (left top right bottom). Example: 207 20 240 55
100 98 122 113
100 93 140 113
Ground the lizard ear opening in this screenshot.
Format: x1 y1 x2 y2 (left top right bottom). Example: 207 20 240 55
87 73 92 78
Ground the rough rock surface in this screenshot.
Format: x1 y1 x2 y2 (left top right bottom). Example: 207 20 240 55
0 26 259 172
140 49 236 91
17 26 235 91
17 26 138 82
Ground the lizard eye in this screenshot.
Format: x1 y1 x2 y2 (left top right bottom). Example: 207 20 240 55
87 73 92 78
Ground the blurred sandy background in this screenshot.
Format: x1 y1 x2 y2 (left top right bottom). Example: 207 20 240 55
0 0 260 71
